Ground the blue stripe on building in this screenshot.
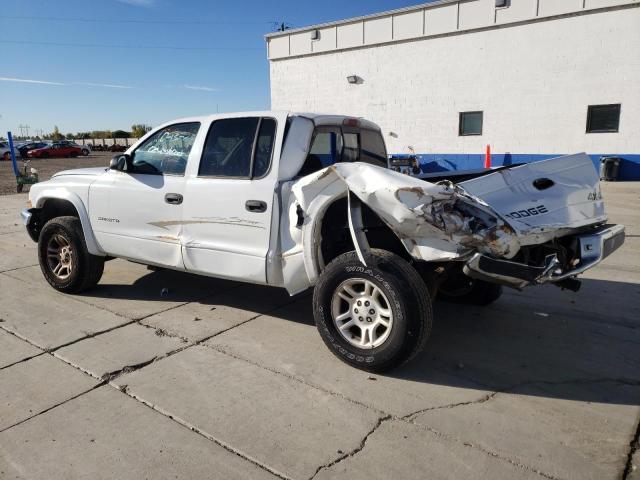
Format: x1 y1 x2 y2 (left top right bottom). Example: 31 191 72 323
399 153 640 181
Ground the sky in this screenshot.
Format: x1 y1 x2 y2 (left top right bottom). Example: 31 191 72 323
0 0 426 136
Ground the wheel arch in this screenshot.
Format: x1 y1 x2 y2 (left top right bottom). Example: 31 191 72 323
299 190 413 288
30 191 104 256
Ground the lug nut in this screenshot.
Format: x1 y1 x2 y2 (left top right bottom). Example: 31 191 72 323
365 301 370 307
359 317 364 321
354 308 359 314
366 317 372 322
369 309 375 315
357 301 362 306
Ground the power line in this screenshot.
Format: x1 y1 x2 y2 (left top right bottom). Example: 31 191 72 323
0 39 262 51
0 15 273 25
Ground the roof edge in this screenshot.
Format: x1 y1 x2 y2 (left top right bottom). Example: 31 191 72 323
264 0 459 39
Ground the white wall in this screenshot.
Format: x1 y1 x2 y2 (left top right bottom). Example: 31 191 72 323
270 6 640 156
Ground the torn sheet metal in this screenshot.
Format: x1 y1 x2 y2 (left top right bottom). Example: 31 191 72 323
292 162 521 262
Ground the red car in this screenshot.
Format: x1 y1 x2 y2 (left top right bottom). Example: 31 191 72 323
28 142 84 158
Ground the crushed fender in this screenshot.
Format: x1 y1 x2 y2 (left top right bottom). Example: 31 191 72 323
291 163 521 262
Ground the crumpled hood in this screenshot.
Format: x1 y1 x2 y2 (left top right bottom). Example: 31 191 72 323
52 167 109 178
292 162 520 261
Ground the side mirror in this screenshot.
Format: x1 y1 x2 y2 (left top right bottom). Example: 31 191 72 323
110 154 130 171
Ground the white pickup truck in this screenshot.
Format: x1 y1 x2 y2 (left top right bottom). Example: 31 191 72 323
21 112 625 371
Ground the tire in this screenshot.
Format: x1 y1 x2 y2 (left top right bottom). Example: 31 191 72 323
38 216 105 293
437 277 503 306
82 149 90 156
3 152 9 161
313 249 432 372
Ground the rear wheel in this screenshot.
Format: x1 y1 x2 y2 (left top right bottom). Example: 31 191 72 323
437 270 503 306
3 152 9 161
82 149 90 156
38 216 104 293
313 249 432 372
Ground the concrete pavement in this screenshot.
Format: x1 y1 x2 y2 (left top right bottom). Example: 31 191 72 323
1 183 639 480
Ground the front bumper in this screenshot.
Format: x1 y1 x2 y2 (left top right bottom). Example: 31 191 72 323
463 224 625 289
20 208 32 226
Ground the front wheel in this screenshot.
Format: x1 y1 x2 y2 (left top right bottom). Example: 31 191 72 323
313 249 432 372
38 216 105 293
82 149 90 156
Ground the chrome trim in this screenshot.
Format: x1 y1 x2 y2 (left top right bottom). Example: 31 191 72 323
548 224 625 281
20 209 32 226
464 224 625 288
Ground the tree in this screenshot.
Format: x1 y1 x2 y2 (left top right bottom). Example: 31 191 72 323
66 133 75 140
51 126 63 141
131 124 152 138
112 130 130 139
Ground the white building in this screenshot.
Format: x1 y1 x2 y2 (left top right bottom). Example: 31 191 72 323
266 0 640 180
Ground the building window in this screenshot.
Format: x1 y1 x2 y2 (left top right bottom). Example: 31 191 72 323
586 104 621 133
459 111 483 136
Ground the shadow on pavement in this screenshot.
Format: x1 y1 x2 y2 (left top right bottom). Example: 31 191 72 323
81 269 640 406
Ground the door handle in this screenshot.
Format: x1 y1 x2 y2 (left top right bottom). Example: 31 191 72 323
165 193 183 205
245 200 267 213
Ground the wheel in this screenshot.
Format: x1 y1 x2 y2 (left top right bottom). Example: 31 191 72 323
69 152 78 158
82 149 89 156
17 184 24 193
3 152 10 161
38 216 105 293
437 273 503 306
313 249 432 372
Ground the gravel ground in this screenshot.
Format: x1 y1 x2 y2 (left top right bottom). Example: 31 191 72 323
0 152 112 196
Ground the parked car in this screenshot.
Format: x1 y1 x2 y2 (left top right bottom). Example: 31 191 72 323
108 144 127 152
58 140 91 156
20 112 625 371
1 141 15 161
27 142 84 158
18 142 50 159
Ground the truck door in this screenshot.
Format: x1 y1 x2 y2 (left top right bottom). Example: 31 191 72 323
89 122 201 268
180 114 285 284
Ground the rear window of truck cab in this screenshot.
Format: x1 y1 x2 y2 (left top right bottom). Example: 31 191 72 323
298 126 387 177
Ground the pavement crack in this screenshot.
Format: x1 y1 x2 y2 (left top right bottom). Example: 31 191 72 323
0 264 39 275
43 319 139 353
100 358 158 382
309 415 392 480
111 385 293 480
622 413 640 480
0 351 47 371
411 422 564 480
0 383 106 434
206 343 387 415
402 391 500 421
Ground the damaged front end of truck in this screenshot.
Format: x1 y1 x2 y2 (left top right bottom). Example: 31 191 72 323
282 153 625 295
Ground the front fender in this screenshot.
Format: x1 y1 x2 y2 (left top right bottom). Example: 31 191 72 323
32 188 105 256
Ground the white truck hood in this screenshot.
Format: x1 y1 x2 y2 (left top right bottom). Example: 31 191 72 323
52 167 108 178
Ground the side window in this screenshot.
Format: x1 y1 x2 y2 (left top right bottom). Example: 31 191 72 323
360 130 387 168
131 122 200 176
253 119 277 178
342 132 359 163
199 118 259 177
